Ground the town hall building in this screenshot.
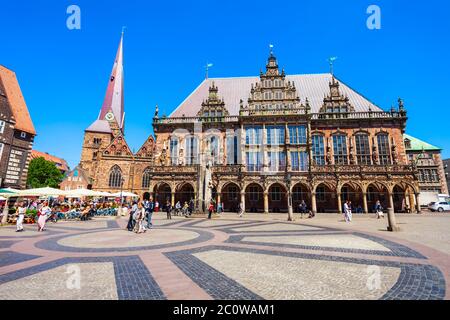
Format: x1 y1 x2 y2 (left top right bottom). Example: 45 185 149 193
79 34 447 214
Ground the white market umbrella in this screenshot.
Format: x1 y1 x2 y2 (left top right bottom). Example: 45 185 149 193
65 188 104 197
111 191 139 198
18 187 68 197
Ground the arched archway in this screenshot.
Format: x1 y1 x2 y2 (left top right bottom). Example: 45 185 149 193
340 183 363 213
221 182 240 212
392 183 416 213
245 183 264 213
367 183 389 213
268 183 288 213
176 183 194 206
315 183 337 213
292 183 311 213
154 183 171 209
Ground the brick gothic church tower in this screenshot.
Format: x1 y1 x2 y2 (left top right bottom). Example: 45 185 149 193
80 32 126 187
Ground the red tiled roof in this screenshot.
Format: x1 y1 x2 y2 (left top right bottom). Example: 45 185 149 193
0 65 36 135
31 150 69 172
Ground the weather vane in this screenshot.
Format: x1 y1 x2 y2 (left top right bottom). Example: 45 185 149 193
269 44 274 56
328 56 338 75
205 62 213 79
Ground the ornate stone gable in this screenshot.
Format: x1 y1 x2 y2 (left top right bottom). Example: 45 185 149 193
102 134 133 157
135 135 156 160
196 82 229 119
319 77 355 114
240 53 307 116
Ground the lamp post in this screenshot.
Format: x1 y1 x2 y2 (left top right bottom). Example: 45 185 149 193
285 173 294 221
117 177 125 218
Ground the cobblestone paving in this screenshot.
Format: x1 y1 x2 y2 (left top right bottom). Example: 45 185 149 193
0 214 447 300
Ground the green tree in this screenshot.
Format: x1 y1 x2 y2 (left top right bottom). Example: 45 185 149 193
26 157 64 188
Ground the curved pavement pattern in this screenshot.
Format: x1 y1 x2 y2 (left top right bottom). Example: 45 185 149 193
0 215 447 300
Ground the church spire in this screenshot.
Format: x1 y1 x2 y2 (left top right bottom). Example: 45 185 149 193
98 32 125 131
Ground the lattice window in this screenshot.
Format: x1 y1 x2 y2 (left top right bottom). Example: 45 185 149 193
249 185 260 201
333 135 348 165
289 125 307 144
185 136 198 165
291 151 308 171
312 135 325 166
246 151 262 172
170 137 179 165
267 126 284 146
108 166 122 188
142 168 151 188
377 134 391 165
245 126 262 145
355 134 371 165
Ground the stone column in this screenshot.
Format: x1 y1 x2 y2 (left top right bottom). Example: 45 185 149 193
264 191 269 214
171 192 175 207
337 192 342 214
363 192 368 214
311 192 317 214
389 192 395 212
409 192 416 213
387 191 400 231
240 191 246 213
415 193 421 213
217 193 221 206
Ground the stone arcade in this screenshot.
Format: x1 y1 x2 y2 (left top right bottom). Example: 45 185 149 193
79 34 424 215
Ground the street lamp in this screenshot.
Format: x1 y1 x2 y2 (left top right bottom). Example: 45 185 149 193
285 173 294 221
117 177 125 218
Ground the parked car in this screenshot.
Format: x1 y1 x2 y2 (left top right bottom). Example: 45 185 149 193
428 202 450 212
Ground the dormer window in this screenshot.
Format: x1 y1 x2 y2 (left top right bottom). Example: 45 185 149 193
404 139 411 149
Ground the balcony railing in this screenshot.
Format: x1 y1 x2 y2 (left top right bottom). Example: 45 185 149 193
310 164 415 174
148 165 199 174
153 116 239 125
312 111 406 120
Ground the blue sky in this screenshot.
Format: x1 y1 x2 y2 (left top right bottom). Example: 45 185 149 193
1 0 449 168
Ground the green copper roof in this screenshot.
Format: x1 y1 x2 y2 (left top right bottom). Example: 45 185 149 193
404 134 441 151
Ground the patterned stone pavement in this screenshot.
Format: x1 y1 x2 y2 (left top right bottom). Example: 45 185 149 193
0 213 448 300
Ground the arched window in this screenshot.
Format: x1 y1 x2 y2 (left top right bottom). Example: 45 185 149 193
142 167 151 189
109 165 123 188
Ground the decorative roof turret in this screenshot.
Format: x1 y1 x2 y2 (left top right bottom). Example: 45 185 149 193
319 76 355 114
197 82 229 119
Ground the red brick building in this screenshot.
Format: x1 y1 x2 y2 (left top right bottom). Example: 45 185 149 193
0 65 36 189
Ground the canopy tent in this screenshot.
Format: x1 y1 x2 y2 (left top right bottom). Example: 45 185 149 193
0 188 20 196
18 187 68 197
65 189 112 198
111 191 139 198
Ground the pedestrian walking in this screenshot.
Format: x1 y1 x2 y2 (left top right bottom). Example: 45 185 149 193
166 200 172 220
343 200 351 222
237 202 244 217
175 201 181 216
16 202 26 232
299 200 307 219
37 201 51 232
217 202 223 214
127 201 138 231
208 201 214 219
188 198 195 215
135 203 146 234
375 200 384 219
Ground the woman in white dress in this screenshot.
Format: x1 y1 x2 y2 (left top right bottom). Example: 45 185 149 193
37 201 51 232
